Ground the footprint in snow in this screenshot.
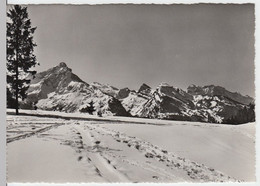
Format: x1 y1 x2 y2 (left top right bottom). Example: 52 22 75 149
95 167 102 176
78 156 83 161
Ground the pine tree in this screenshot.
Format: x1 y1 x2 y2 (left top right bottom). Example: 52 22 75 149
7 5 38 115
80 101 96 115
87 101 95 115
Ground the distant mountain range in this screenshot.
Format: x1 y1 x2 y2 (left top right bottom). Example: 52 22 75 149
18 62 255 124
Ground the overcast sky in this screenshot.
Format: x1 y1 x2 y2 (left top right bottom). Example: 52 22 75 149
19 4 255 97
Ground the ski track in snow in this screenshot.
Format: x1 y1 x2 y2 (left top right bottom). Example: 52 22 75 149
6 116 66 143
7 114 242 183
70 124 130 182
84 123 239 182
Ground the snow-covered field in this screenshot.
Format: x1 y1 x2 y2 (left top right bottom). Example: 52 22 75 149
7 109 255 183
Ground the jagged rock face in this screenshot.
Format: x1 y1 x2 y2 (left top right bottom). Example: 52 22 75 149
121 91 149 117
120 83 255 123
138 83 151 94
27 62 85 102
186 85 255 123
187 85 254 105
190 95 242 123
91 82 119 97
117 88 131 99
22 62 255 124
108 98 131 116
25 62 129 116
157 83 194 109
121 83 195 119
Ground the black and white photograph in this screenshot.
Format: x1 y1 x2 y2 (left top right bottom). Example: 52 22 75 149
5 2 256 183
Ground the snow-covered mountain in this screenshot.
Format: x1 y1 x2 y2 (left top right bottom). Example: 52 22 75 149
120 82 255 123
187 84 254 105
121 83 194 119
25 62 129 116
21 62 254 124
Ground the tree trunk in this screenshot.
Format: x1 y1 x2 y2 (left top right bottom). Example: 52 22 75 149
15 50 19 115
15 70 19 115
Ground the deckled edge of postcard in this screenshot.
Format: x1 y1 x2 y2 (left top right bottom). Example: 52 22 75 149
1 2 7 186
1 1 259 186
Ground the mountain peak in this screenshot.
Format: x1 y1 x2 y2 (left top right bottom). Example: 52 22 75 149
54 62 72 73
189 84 197 88
159 82 171 87
138 83 151 93
59 62 67 68
23 62 255 124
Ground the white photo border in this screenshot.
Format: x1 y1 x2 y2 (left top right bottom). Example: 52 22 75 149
1 1 259 186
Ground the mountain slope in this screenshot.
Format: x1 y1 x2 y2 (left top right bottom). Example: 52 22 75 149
27 62 86 102
25 62 129 116
187 85 253 105
121 83 196 120
19 62 255 124
120 83 255 123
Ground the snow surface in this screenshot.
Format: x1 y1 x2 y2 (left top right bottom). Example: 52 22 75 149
6 109 255 183
104 122 255 181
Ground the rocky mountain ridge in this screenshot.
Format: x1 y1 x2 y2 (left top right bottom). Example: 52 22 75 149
19 62 255 124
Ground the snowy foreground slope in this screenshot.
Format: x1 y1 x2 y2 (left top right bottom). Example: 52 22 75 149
7 109 255 182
